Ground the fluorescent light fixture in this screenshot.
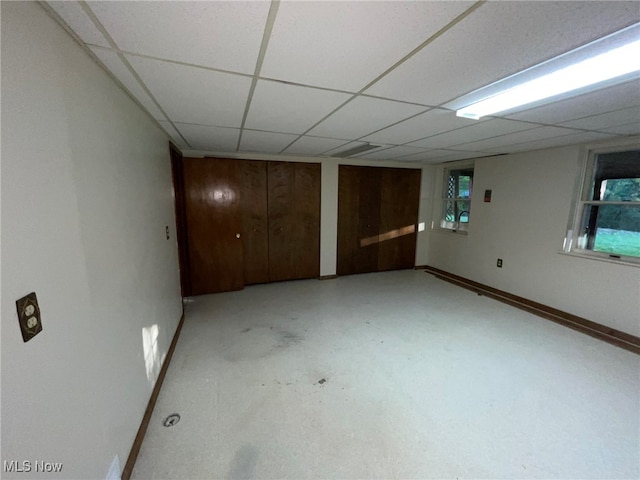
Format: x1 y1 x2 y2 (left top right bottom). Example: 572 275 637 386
332 143 381 157
457 38 640 120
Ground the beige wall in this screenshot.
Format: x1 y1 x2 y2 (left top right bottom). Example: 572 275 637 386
1 3 182 478
425 145 640 336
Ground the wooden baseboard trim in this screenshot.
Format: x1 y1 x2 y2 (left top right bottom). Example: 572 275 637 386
423 266 640 355
318 274 338 280
122 313 186 480
414 265 429 270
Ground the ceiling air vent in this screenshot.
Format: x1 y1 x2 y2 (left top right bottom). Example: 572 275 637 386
332 143 381 158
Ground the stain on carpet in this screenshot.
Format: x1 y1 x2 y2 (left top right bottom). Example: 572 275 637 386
227 444 258 480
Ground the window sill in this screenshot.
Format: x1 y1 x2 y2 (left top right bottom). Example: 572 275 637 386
558 250 640 268
432 227 469 236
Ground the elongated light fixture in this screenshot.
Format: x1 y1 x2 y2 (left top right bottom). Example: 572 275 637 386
332 143 381 157
457 39 640 120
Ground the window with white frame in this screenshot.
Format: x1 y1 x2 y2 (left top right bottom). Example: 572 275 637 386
569 146 640 261
440 166 474 232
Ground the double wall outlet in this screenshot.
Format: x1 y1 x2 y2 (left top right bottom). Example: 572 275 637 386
497 258 503 268
16 292 43 342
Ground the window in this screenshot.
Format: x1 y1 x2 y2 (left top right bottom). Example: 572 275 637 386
570 146 640 261
440 167 474 232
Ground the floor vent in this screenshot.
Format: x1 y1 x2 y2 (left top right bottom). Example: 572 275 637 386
162 414 180 427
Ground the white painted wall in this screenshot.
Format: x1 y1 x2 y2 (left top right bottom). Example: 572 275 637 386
1 3 182 479
425 145 640 336
320 158 339 276
415 165 437 267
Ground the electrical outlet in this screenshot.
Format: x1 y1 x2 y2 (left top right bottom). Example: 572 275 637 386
497 258 503 268
16 292 43 342
166 225 170 240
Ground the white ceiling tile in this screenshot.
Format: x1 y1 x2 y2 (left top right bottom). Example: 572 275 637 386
47 1 110 47
506 80 640 124
361 108 484 145
245 81 351 134
599 122 640 135
436 151 496 162
127 56 251 127
497 132 618 153
282 136 351 156
177 123 239 152
47 1 640 155
408 119 536 149
403 149 495 162
356 145 432 160
90 48 166 120
87 1 270 74
465 126 579 152
366 1 640 105
158 121 188 148
560 107 640 131
308 96 426 140
240 130 300 154
261 1 474 92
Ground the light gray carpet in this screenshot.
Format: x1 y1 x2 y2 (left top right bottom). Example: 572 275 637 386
132 270 640 479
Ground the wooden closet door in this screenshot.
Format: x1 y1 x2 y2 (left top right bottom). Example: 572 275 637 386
357 167 382 273
293 162 321 278
240 160 269 285
170 144 191 296
183 157 244 295
337 166 360 275
337 166 381 275
378 168 421 271
268 162 320 282
268 162 295 281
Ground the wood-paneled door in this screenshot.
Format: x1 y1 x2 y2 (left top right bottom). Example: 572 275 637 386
337 166 381 275
378 168 421 271
337 165 421 276
183 157 244 295
169 143 191 296
240 160 269 285
268 162 321 282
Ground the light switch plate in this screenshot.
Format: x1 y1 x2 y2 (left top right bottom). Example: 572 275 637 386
16 292 43 342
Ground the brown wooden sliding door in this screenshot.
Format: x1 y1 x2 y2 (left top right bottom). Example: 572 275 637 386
378 168 421 271
337 166 381 275
180 158 320 295
268 162 321 282
293 162 322 279
183 157 244 295
170 143 191 296
337 165 421 276
240 160 269 285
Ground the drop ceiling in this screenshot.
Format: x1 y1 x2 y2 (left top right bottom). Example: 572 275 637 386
44 1 640 164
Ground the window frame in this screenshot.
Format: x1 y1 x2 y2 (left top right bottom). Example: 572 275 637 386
565 140 640 266
434 162 474 234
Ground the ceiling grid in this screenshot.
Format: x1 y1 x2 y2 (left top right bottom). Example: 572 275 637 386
42 0 640 162
78 1 190 147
